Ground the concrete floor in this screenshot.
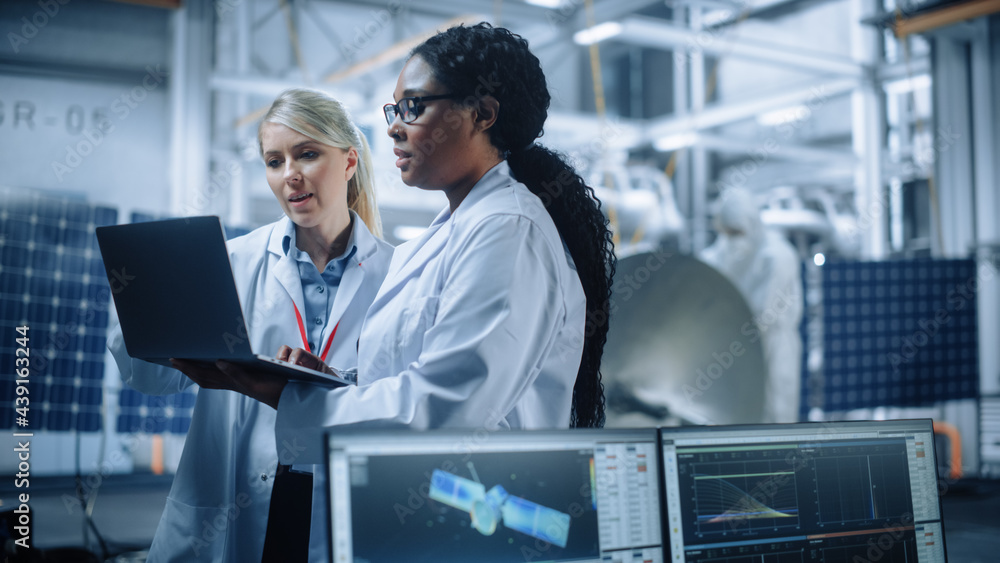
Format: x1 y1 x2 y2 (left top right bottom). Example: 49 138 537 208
2 474 168 559
4 474 998 561
937 479 1000 562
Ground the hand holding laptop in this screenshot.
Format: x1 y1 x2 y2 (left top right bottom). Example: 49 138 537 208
170 358 288 410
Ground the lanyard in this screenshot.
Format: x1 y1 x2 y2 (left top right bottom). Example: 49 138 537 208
292 302 339 362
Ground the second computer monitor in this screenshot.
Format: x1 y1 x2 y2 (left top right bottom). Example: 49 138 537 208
659 419 947 563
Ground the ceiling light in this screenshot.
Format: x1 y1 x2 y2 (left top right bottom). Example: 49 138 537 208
653 132 699 152
756 104 810 127
524 0 563 7
573 22 623 46
884 74 931 96
702 9 736 27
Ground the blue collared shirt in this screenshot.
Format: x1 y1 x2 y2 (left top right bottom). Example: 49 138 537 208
281 219 357 353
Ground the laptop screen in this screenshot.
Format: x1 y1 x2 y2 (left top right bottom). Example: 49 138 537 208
659 419 947 562
325 428 665 563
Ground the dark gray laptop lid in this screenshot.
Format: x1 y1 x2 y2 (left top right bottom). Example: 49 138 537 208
96 216 255 362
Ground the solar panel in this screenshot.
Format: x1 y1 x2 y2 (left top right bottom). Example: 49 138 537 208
820 260 979 412
0 188 116 432
116 385 197 434
0 197 252 435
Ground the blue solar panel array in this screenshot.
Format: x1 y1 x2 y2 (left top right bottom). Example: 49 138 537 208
117 382 198 435
819 259 979 412
1 195 255 435
0 188 117 432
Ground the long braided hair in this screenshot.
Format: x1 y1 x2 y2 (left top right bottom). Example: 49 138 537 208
412 23 616 427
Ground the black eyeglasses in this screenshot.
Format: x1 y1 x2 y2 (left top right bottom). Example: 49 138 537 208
383 94 464 125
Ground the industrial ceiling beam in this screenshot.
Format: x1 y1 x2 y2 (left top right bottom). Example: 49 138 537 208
613 16 867 78
893 0 1000 37
695 133 857 164
106 0 181 8
315 0 548 22
213 72 368 128
226 13 476 127
539 112 857 167
324 15 478 82
642 77 858 145
211 72 360 104
544 110 643 150
531 0 668 51
699 0 842 27
877 55 931 83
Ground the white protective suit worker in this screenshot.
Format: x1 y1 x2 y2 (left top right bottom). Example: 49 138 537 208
108 89 393 562
700 188 803 423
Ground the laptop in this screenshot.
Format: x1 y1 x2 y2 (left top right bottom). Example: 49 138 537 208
324 428 665 563
96 216 352 387
659 419 948 562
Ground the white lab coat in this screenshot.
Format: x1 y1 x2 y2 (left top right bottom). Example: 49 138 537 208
107 212 392 562
275 160 587 468
701 188 803 423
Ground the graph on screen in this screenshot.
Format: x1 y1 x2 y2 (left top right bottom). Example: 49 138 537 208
690 460 800 535
661 421 947 563
813 447 912 525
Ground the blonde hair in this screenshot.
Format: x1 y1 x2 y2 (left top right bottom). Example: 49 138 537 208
259 88 382 238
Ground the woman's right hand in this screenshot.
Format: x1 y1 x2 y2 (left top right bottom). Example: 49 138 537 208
276 345 335 376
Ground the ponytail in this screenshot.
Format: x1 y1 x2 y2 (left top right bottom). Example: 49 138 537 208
347 128 383 238
413 23 615 428
508 145 615 428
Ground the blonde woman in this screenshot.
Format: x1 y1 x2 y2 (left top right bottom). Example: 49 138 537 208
108 88 392 562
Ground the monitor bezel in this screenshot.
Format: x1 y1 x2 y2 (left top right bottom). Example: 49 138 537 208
656 418 948 562
323 427 663 563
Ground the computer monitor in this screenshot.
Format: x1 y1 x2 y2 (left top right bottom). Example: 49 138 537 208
659 419 947 562
325 428 665 563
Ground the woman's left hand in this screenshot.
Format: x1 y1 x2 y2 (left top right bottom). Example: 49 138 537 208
170 359 288 410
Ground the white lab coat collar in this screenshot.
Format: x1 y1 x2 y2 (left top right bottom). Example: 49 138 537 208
266 210 380 265
279 213 358 266
381 161 515 297
438 159 515 224
265 211 380 345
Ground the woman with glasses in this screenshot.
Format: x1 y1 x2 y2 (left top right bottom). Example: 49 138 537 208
270 22 615 434
202 23 616 558
109 88 393 562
